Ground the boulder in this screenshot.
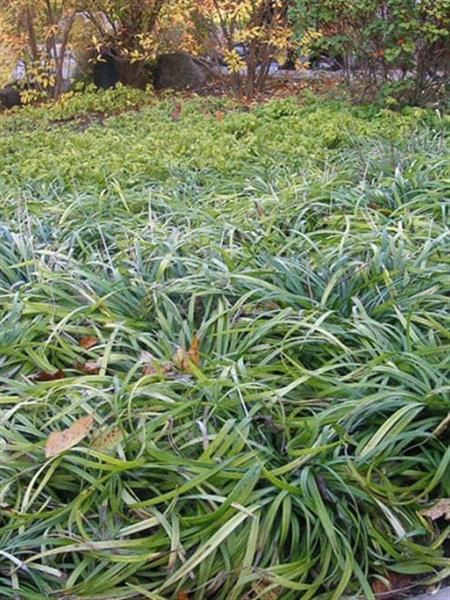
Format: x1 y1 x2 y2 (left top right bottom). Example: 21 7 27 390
154 52 210 91
0 86 21 109
93 52 120 90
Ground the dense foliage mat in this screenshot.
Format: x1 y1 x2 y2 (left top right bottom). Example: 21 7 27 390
0 93 449 599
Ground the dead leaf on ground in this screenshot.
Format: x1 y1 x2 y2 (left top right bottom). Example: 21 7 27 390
254 200 265 218
79 336 99 349
215 110 224 121
91 427 123 451
432 412 450 437
242 301 280 315
177 593 189 600
143 361 176 377
75 360 101 375
141 352 177 378
372 573 412 599
34 369 66 382
174 334 201 373
246 580 281 599
171 104 182 121
45 414 95 458
421 498 450 521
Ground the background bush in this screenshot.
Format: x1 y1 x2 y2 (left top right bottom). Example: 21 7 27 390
290 0 450 106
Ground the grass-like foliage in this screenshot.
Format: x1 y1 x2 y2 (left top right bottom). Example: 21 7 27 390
0 92 449 599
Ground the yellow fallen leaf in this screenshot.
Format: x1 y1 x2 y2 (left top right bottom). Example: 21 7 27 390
421 498 450 521
91 427 123 451
45 415 94 458
174 334 201 373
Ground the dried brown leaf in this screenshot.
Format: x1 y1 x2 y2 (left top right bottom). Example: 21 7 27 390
171 104 182 121
432 412 450 437
34 369 66 382
45 415 94 458
142 352 177 378
421 498 450 521
174 334 201 373
372 573 412 599
74 360 101 375
79 336 99 349
254 200 265 218
248 581 281 600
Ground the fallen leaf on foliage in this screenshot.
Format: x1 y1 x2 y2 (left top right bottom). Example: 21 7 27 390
432 412 450 437
215 110 224 121
79 336 99 349
143 362 176 377
142 361 158 376
254 200 265 218
91 427 123 451
372 573 412 599
421 498 450 521
171 104 182 121
242 301 280 315
177 593 189 600
45 415 94 458
74 360 101 375
34 369 66 382
248 581 281 599
141 352 177 378
174 334 201 373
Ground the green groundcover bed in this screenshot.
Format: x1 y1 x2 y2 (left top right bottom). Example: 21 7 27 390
0 89 449 599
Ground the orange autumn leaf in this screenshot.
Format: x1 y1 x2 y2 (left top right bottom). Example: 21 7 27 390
174 334 201 372
79 336 99 349
45 415 94 458
177 593 189 600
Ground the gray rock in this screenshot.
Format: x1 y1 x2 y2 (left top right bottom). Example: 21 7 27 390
154 52 210 91
0 86 21 109
409 588 450 600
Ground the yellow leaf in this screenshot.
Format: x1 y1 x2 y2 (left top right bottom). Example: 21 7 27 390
45 415 94 458
174 335 201 373
91 427 123 451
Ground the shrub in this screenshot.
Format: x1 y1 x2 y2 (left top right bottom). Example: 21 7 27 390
290 0 450 106
190 0 292 98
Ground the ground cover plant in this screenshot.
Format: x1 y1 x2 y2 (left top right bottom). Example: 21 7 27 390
0 92 449 599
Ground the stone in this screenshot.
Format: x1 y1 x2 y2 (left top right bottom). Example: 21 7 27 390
153 52 210 91
408 588 450 600
93 52 120 90
0 86 21 109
